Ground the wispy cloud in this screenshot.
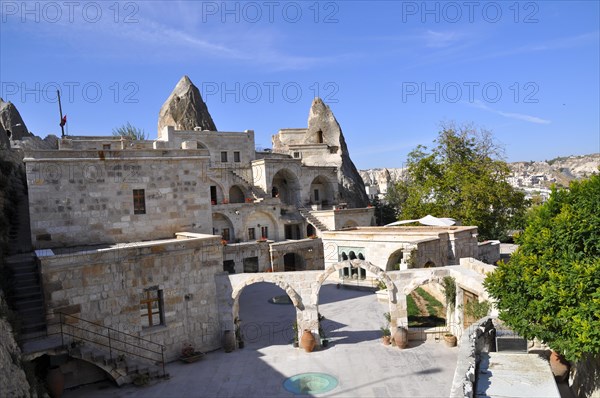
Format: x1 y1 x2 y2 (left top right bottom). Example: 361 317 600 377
468 100 551 124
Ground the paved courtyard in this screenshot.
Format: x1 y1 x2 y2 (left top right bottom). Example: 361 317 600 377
64 282 458 397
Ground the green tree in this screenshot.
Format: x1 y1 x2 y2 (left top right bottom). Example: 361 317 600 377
484 174 600 361
389 124 527 240
112 122 147 140
370 196 397 226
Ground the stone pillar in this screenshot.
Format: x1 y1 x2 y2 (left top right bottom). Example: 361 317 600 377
298 305 320 349
454 287 464 338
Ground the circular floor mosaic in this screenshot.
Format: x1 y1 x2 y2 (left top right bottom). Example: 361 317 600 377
283 372 339 395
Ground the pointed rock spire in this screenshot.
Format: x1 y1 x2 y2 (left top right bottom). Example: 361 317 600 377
306 98 370 208
0 98 32 140
157 76 217 134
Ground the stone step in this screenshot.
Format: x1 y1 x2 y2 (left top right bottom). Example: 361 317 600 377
14 298 44 311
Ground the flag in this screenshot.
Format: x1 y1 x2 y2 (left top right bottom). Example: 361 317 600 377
60 115 67 127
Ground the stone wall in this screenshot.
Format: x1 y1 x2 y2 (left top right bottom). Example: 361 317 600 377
159 127 256 166
24 149 213 249
269 238 325 271
450 317 497 398
223 241 271 273
40 234 223 361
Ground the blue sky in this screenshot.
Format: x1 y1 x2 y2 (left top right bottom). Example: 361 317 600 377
1 0 598 168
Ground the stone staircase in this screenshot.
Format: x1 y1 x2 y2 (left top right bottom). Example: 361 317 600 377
229 169 268 201
298 207 329 232
4 174 46 341
5 254 47 341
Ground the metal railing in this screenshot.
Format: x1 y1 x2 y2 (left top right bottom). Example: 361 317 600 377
50 313 165 377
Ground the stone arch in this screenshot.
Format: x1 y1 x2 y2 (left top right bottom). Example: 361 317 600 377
386 248 405 271
309 175 334 206
400 272 447 296
424 260 435 268
229 185 246 203
213 212 234 242
231 276 304 325
314 260 399 326
244 210 279 241
271 168 301 206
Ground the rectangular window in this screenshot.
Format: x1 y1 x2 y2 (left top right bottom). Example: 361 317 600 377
234 151 241 162
103 144 111 150
140 287 163 328
314 189 320 202
220 151 228 162
248 228 255 240
261 226 268 239
133 189 146 214
293 151 301 159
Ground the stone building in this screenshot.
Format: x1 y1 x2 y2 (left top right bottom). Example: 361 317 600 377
13 76 496 387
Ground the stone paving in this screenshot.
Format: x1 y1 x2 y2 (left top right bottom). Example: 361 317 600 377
64 282 458 397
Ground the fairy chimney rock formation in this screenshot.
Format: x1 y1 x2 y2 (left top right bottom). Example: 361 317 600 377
273 97 370 208
0 98 32 141
158 76 217 137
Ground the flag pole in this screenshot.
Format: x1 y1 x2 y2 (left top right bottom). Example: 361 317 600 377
57 89 65 137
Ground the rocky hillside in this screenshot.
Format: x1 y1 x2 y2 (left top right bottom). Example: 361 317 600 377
360 154 600 196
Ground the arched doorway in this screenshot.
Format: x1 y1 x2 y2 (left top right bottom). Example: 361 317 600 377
232 279 304 349
213 213 234 242
314 260 399 346
309 175 334 208
386 248 405 271
272 168 301 206
306 224 316 238
245 211 279 241
283 253 305 271
229 185 245 203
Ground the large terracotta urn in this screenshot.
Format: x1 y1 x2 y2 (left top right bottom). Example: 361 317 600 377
549 350 570 382
301 330 316 353
46 366 65 398
393 326 408 349
223 330 235 353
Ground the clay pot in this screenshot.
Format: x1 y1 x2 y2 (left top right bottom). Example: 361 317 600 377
46 366 65 398
549 351 570 383
393 326 408 349
444 334 457 347
382 336 391 345
223 330 235 353
300 330 316 353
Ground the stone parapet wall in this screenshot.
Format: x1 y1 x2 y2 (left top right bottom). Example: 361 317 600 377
40 235 223 361
25 153 212 249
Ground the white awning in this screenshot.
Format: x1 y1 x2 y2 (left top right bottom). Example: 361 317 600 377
385 214 456 227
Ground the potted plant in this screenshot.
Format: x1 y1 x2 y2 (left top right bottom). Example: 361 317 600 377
444 333 457 347
381 327 392 345
180 343 205 363
221 239 228 246
318 313 329 348
381 312 392 345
